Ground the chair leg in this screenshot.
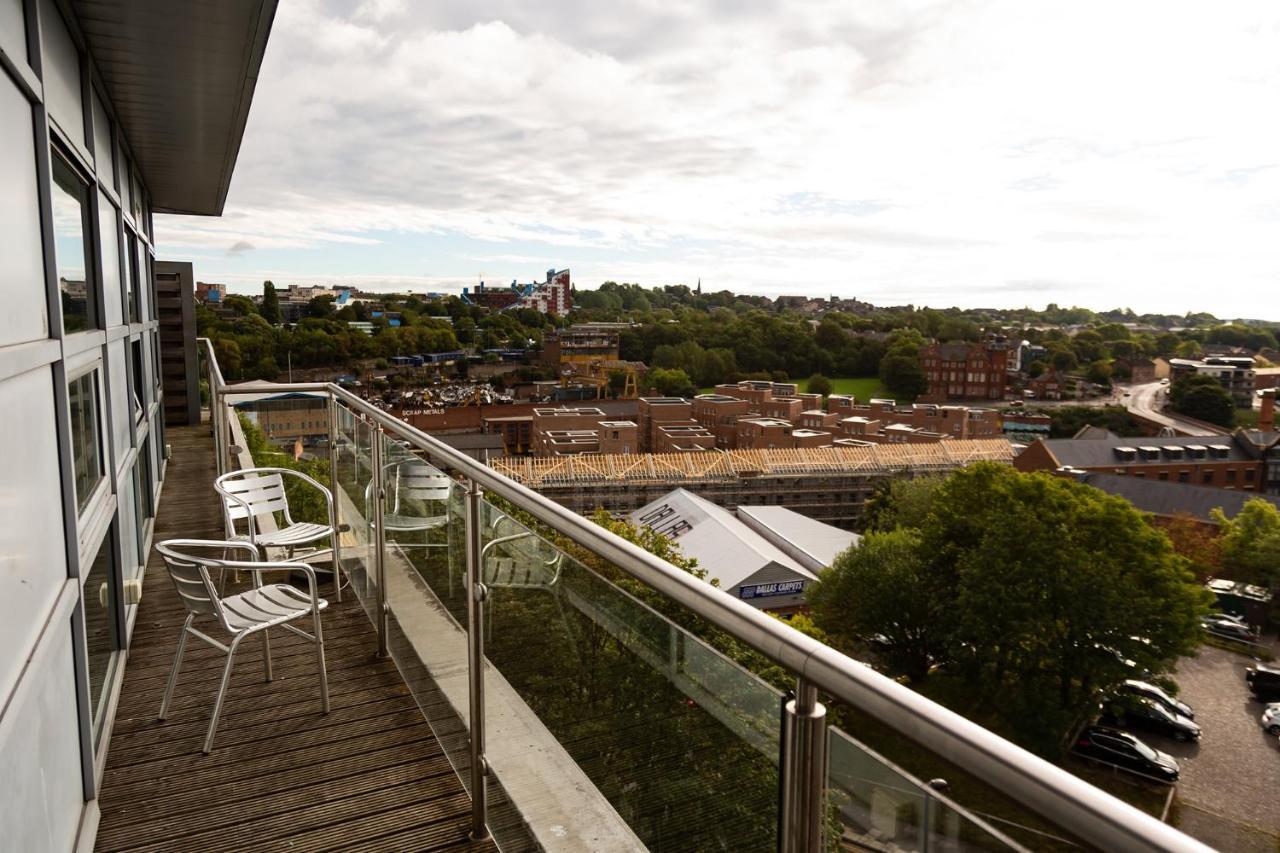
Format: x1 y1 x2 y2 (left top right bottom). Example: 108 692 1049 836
314 611 330 714
261 628 273 682
159 615 194 720
204 635 243 754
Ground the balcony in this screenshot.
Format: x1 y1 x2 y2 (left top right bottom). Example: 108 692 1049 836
90 340 1209 852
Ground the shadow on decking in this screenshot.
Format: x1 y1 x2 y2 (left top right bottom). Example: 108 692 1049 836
95 423 493 853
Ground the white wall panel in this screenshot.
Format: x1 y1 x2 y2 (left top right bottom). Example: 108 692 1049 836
98 193 122 326
0 621 86 853
91 90 112 184
107 339 129 464
0 0 24 65
117 471 139 581
39 0 84 152
0 74 49 346
0 367 68 702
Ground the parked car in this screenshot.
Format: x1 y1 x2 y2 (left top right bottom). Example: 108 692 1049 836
1072 725 1180 783
1201 616 1260 643
1247 665 1280 701
1260 703 1280 735
1123 679 1194 720
1102 697 1201 742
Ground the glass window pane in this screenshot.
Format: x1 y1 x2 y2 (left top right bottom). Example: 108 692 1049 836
52 156 93 332
68 371 104 512
82 528 118 734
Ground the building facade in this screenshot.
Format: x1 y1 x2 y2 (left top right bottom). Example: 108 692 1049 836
1169 356 1257 408
0 2 273 848
920 340 1009 401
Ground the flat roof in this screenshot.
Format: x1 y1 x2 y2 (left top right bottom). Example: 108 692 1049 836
74 0 278 214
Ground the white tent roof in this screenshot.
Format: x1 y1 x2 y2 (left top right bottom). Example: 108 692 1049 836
629 489 817 592
734 505 861 572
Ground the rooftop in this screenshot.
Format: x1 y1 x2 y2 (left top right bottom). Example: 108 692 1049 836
1032 435 1254 468
1076 472 1280 524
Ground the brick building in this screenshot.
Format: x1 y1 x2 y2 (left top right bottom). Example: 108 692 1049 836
541 322 625 369
1015 435 1265 491
921 340 1009 402
692 394 752 448
637 397 694 451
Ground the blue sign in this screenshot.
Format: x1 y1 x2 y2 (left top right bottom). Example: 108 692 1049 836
739 580 805 600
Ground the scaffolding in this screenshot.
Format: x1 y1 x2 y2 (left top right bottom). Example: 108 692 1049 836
490 439 1016 488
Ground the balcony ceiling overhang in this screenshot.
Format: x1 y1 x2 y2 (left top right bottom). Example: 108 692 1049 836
71 0 277 215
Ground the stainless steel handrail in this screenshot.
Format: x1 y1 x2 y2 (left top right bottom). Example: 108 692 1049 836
203 343 1208 853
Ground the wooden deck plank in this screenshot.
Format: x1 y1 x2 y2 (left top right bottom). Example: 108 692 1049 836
95 423 491 853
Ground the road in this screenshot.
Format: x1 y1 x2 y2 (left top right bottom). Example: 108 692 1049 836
1166 646 1280 850
1122 382 1225 437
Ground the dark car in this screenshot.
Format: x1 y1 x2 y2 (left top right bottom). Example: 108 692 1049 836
1072 725 1180 783
1247 665 1280 701
1123 679 1194 720
1102 697 1201 742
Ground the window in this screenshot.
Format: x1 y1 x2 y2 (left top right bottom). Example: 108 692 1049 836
52 154 95 332
1245 469 1256 483
82 528 118 738
130 338 145 422
68 371 105 512
125 232 139 323
1226 469 1237 483
1203 472 1213 484
1178 471 1190 483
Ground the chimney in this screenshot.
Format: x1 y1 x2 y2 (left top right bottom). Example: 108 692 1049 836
1261 388 1276 432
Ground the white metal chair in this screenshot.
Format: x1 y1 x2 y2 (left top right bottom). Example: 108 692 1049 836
215 467 343 600
366 459 454 578
155 539 330 753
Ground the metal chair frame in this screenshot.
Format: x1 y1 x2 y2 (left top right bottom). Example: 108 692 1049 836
215 466 343 601
366 458 452 548
155 539 330 753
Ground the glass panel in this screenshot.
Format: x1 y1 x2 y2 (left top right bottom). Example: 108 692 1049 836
39 0 84 151
83 528 117 735
827 728 1022 851
68 371 104 512
52 155 93 332
474 497 782 849
130 338 145 420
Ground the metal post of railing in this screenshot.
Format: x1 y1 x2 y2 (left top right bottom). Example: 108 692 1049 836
370 422 388 658
463 478 490 840
328 392 344 603
780 678 828 853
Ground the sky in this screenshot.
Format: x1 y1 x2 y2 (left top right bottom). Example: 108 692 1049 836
155 0 1280 319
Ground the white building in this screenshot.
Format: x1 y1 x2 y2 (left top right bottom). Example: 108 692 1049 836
630 489 860 611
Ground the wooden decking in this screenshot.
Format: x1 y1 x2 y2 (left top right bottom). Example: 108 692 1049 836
95 423 494 853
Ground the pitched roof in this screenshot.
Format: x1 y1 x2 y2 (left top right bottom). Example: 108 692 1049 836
734 505 861 571
1033 435 1252 468
1077 472 1280 523
629 489 817 592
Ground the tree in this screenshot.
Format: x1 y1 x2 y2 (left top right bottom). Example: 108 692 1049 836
1085 359 1112 385
809 530 940 682
878 353 927 398
813 463 1212 755
1213 499 1280 587
647 367 695 397
1168 374 1234 427
224 294 257 317
307 294 336 318
1159 514 1223 582
261 280 281 325
1050 348 1078 372
806 373 833 396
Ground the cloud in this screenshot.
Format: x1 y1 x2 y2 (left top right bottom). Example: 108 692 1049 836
226 240 256 256
156 0 1280 317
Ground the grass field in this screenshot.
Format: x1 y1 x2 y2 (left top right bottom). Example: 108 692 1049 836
798 376 902 402
701 376 908 402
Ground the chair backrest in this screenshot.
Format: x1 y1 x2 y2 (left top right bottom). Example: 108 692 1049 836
396 462 452 502
219 471 289 522
155 542 226 620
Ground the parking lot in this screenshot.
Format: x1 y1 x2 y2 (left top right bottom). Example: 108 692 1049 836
1166 645 1280 847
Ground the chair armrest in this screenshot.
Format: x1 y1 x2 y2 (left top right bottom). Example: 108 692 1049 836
214 558 322 604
